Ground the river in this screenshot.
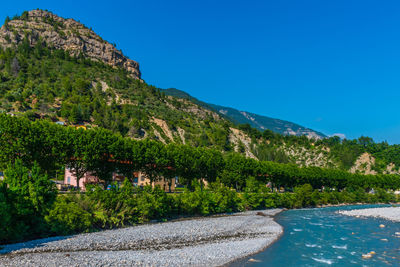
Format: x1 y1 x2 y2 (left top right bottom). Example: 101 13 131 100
231 204 400 266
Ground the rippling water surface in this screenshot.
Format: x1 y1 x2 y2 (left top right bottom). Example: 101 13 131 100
232 204 400 266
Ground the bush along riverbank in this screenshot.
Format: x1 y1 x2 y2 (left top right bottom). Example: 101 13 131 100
1 160 399 245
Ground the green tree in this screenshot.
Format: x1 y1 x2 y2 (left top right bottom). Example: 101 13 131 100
0 183 12 242
3 159 57 242
65 128 90 190
86 128 118 186
4 16 10 29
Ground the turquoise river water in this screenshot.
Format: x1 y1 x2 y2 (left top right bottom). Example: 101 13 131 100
232 204 400 266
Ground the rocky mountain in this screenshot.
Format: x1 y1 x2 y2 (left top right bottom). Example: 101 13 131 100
0 10 398 175
162 88 326 139
0 9 140 79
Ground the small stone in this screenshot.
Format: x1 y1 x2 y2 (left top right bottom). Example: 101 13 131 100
379 224 385 228
248 258 261 262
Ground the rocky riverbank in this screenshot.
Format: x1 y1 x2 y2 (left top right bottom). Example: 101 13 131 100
338 206 400 222
0 209 283 266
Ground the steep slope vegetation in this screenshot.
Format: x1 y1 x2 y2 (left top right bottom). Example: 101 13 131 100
0 10 399 175
0 41 234 148
0 10 242 153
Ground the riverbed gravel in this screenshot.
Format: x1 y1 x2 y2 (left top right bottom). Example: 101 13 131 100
0 209 283 266
338 207 400 222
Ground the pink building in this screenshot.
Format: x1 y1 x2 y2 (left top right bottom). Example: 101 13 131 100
64 168 132 190
64 168 176 191
64 168 101 190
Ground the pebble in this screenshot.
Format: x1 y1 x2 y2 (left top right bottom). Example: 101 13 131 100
362 253 372 259
338 207 400 222
0 209 283 266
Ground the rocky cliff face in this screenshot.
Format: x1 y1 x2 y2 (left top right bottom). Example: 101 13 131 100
0 10 141 79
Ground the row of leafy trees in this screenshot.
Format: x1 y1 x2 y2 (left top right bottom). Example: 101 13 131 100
1 113 400 191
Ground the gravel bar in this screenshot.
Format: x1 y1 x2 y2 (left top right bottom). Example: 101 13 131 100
0 209 283 266
339 207 400 222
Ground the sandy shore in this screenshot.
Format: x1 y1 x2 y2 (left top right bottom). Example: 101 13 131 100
0 209 283 267
339 207 400 222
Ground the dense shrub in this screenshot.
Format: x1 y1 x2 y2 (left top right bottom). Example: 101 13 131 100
0 184 12 242
375 188 396 203
0 160 57 243
135 186 176 222
242 177 272 209
45 196 93 235
86 182 138 227
178 186 213 215
293 184 314 208
274 192 297 208
177 181 242 215
208 181 243 213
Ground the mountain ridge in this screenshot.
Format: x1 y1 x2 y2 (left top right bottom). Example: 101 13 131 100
162 88 326 139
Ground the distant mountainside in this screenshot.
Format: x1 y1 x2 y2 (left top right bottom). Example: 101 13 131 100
162 88 326 139
209 104 326 139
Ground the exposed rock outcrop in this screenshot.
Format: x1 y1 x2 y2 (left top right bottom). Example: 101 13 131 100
384 163 399 174
152 117 174 142
284 144 335 168
0 10 141 79
177 127 186 144
349 152 377 175
229 127 257 159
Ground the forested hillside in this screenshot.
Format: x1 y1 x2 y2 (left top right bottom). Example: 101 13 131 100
0 33 233 149
0 10 399 175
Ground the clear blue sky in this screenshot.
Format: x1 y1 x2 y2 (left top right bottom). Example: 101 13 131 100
2 0 400 144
